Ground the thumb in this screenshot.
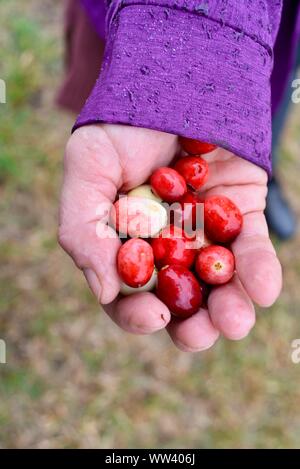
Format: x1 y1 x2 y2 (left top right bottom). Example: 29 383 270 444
58 126 122 304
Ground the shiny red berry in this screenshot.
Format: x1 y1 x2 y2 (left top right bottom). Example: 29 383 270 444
174 156 209 190
150 167 187 203
179 137 216 155
117 239 154 288
178 191 204 230
151 225 196 270
195 245 235 285
198 279 210 306
156 265 202 318
204 195 243 244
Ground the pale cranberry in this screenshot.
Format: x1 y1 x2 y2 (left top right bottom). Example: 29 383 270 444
156 265 202 318
150 167 187 203
117 239 154 288
179 137 216 155
195 245 235 285
204 195 243 243
127 184 162 203
111 196 167 238
174 156 209 190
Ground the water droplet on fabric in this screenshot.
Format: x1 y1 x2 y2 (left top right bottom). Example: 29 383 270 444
184 117 190 128
164 8 170 19
127 89 135 102
195 3 209 15
233 30 244 42
140 65 150 75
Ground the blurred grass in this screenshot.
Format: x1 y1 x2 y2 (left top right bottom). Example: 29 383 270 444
1 0 300 449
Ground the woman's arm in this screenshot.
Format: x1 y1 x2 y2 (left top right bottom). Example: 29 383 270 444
58 1 285 350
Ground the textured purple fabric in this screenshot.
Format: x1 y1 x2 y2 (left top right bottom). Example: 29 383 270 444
74 0 300 175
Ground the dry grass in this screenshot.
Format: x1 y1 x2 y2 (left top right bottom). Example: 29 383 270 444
1 0 300 449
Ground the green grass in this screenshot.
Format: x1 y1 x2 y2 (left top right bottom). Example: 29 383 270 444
0 368 45 399
1 0 300 450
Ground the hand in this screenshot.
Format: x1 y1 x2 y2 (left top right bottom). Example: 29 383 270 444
59 124 282 352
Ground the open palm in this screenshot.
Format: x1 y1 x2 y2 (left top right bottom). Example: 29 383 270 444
59 124 282 352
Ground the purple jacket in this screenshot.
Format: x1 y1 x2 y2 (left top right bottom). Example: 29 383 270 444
74 0 300 175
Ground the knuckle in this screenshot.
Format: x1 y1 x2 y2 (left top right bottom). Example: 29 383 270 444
57 223 90 271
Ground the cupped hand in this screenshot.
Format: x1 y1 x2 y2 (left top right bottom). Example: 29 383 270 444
59 124 282 352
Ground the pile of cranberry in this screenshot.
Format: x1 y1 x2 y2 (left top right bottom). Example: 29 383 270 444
111 137 243 319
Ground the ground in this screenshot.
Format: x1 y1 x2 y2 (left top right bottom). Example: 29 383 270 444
1 0 300 449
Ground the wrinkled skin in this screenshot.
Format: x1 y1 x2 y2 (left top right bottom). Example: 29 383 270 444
58 124 282 352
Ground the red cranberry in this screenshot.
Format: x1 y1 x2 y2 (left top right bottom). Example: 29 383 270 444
156 265 202 318
174 156 209 190
198 279 210 306
178 191 204 230
204 195 243 243
117 239 154 288
195 245 235 285
151 225 196 269
179 137 216 155
120 269 157 296
150 167 187 203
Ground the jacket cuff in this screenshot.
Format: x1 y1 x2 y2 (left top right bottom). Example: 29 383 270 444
74 5 273 174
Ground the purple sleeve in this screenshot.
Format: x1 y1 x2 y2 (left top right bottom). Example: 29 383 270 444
74 0 285 175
